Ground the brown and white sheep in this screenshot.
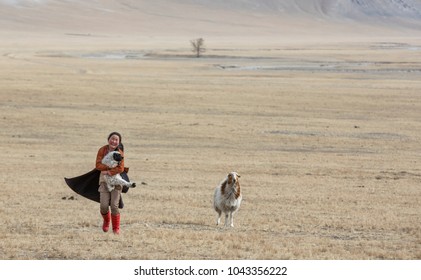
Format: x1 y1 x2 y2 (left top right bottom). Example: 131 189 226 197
213 172 242 227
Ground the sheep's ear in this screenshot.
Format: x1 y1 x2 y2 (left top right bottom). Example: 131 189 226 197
237 174 241 178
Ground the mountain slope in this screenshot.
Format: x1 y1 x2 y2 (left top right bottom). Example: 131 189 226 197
0 0 420 38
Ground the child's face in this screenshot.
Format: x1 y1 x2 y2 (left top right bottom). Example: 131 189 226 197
108 135 120 150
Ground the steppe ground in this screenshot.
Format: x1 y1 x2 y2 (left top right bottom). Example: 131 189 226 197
0 35 420 259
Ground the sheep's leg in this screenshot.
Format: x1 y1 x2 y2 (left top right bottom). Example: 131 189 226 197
224 212 230 227
114 175 136 188
104 178 115 192
106 183 114 192
216 209 222 225
230 212 235 227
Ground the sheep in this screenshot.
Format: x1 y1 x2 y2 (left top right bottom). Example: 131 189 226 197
101 151 136 192
213 172 242 227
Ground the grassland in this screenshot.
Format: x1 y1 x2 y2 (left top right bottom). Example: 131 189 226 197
0 38 420 259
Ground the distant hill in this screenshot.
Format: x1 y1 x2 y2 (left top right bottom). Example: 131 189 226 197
1 0 420 39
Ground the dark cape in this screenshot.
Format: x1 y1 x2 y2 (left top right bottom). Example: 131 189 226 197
64 168 130 209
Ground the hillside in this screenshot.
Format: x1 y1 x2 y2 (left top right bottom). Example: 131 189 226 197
1 0 421 40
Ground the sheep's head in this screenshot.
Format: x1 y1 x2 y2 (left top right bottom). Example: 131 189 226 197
112 151 123 162
102 151 123 168
227 172 240 185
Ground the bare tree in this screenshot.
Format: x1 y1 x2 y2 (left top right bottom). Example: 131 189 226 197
190 38 205 58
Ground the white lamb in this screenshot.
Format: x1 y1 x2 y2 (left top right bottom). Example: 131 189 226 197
101 151 136 192
213 172 242 227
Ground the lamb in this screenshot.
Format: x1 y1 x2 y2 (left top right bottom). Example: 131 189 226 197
101 151 136 192
213 172 242 227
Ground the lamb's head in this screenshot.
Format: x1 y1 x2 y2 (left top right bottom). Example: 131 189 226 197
227 172 240 185
102 151 123 168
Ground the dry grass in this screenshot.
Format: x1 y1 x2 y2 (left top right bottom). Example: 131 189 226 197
0 39 420 259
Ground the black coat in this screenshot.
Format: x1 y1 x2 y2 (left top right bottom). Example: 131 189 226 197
64 169 130 209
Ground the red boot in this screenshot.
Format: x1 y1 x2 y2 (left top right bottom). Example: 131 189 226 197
101 211 111 232
111 214 120 235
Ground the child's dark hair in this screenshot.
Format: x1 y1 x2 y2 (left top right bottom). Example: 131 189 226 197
108 131 124 151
